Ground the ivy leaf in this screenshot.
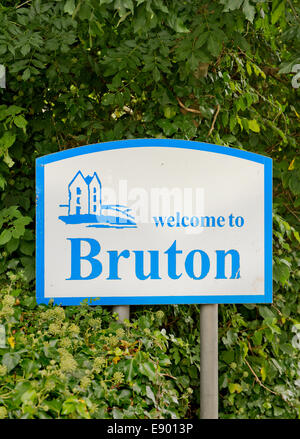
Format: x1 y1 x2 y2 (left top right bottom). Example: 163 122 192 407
61 398 77 415
2 353 21 372
139 361 157 382
167 16 189 33
21 257 36 282
11 216 32 239
112 407 123 419
153 66 160 82
22 68 31 81
228 382 243 393
242 0 256 23
221 0 243 12
158 354 171 366
258 306 276 320
20 240 34 256
0 131 16 151
278 59 300 74
0 45 7 55
252 330 263 346
207 34 222 57
248 119 260 132
273 262 290 285
77 3 92 20
222 329 238 347
163 106 176 119
260 366 267 382
20 44 30 57
124 358 138 382
146 385 156 404
21 389 38 404
13 115 27 133
157 119 177 136
289 172 300 195
0 229 12 246
154 0 168 13
3 151 14 168
6 237 19 253
195 31 209 49
21 359 41 377
221 350 234 364
115 0 134 16
64 0 75 15
42 400 61 414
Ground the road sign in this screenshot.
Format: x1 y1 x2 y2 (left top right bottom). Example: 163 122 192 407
36 139 272 305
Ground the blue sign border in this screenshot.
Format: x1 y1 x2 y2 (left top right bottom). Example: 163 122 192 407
36 139 272 305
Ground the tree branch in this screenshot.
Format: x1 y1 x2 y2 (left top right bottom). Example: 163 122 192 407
244 358 277 396
176 97 203 115
207 104 220 137
16 0 32 9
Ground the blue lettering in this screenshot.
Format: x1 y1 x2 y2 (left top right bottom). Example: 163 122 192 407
176 211 180 227
133 250 161 280
164 240 182 279
216 216 225 227
181 216 189 227
67 238 102 280
215 249 240 279
66 239 241 282
107 250 130 280
201 216 216 227
167 216 175 227
190 216 199 227
153 216 166 227
236 216 244 227
185 249 210 280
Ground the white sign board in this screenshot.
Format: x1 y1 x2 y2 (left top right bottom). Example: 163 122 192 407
36 139 272 305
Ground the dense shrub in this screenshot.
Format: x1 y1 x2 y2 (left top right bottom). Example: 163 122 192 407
0 0 299 419
0 272 197 419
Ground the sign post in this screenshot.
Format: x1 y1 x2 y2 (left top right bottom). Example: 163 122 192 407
200 304 218 419
36 138 272 419
112 305 130 323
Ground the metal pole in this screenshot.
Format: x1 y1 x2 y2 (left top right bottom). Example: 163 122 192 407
200 304 218 419
112 305 130 323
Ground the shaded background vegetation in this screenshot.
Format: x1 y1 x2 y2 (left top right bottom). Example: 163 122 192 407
0 0 299 419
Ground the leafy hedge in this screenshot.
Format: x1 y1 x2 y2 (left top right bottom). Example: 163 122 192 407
0 268 299 419
0 272 198 419
0 0 299 419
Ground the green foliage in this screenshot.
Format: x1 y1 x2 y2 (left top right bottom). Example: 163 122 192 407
0 206 33 278
219 300 300 418
0 273 194 419
0 0 299 419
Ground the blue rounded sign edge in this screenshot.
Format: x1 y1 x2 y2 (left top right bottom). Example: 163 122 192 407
35 139 272 306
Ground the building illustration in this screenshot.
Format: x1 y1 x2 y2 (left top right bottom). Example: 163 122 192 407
58 170 136 228
68 171 101 216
